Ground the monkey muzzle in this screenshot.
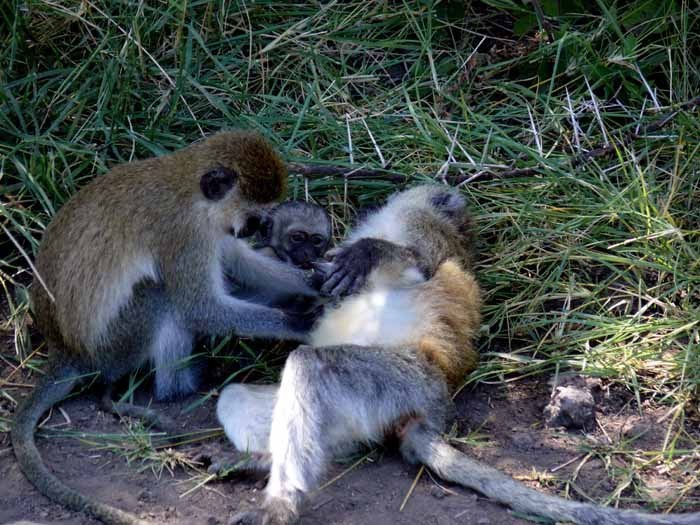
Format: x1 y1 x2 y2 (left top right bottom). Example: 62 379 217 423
236 214 263 238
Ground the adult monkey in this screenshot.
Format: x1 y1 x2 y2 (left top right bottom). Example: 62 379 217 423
220 186 700 525
12 131 319 525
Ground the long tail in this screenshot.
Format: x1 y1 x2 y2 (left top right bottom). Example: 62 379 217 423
11 364 147 525
403 424 700 525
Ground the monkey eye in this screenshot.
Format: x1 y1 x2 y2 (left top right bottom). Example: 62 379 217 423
310 235 326 247
290 231 307 243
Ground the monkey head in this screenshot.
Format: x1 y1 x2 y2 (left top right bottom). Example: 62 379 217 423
387 184 470 234
184 131 288 238
258 201 332 269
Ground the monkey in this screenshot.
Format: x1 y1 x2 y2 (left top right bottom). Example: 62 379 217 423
11 131 323 525
218 185 700 525
254 201 332 270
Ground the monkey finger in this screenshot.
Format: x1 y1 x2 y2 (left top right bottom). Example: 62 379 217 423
346 275 367 296
329 273 357 297
312 261 334 275
331 247 354 265
320 267 348 294
324 260 347 279
324 247 342 260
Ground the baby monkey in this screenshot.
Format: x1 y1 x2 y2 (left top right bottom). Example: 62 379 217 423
255 201 332 270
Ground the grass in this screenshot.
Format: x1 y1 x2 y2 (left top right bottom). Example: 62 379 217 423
1 0 699 516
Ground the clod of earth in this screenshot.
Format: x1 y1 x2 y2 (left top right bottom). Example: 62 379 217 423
543 376 601 430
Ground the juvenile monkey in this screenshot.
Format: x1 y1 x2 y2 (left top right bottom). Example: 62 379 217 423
12 131 320 525
221 186 700 525
255 201 332 269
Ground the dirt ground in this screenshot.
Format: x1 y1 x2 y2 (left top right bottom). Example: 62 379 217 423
2 359 697 525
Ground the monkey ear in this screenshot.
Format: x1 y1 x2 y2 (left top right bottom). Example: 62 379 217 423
200 167 238 201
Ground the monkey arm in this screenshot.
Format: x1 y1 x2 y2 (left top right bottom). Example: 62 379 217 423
222 238 319 302
189 294 315 342
321 238 429 297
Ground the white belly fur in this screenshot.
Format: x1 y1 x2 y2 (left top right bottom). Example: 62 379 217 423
310 286 424 347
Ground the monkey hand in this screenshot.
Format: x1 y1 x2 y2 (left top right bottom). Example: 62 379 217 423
286 303 324 335
321 238 378 297
309 261 332 291
272 290 322 315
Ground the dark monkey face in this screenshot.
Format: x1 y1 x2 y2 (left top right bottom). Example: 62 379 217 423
281 228 329 269
257 201 332 269
236 213 264 238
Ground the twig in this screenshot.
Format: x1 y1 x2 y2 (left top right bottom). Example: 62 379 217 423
571 95 700 167
1 224 55 302
0 341 45 387
286 162 406 183
313 452 371 493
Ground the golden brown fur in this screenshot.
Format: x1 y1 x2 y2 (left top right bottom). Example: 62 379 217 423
417 258 481 387
33 131 286 355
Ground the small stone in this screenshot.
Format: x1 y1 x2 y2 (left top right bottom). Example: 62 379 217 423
138 489 156 503
544 378 597 430
510 431 535 449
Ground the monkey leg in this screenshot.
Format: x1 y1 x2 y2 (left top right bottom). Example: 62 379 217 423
217 383 277 453
100 283 198 402
232 345 449 525
150 315 197 401
194 383 278 481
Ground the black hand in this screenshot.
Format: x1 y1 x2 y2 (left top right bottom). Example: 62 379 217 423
321 238 378 297
287 303 324 333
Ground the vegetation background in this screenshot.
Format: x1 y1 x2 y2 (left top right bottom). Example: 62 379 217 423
0 0 698 521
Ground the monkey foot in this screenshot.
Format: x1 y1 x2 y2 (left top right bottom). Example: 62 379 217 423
230 504 297 525
193 443 271 478
230 510 266 525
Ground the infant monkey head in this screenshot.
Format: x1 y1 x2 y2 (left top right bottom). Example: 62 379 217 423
257 201 332 269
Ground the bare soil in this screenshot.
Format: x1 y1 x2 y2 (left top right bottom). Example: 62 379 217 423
2 361 697 525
